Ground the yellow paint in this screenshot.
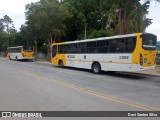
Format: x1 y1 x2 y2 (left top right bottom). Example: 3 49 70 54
52 53 67 66
52 43 67 66
132 33 156 67
7 53 11 58
21 48 34 59
132 33 141 64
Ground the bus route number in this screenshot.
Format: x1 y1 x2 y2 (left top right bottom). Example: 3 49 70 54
119 56 129 59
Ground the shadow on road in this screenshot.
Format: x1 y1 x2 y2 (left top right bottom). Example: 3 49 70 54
54 66 148 80
16 59 35 62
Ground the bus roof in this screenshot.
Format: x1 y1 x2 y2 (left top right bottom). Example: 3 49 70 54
7 46 23 49
53 33 141 45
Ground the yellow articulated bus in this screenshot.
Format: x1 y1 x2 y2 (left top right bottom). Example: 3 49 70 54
52 33 157 73
7 46 34 61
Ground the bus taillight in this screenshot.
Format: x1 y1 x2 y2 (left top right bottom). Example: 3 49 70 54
140 53 143 66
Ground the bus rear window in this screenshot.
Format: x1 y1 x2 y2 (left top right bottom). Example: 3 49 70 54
23 46 33 52
142 33 157 50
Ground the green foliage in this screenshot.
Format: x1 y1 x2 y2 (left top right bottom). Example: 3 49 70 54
2 41 7 52
0 32 7 51
25 0 69 42
62 0 153 39
39 45 47 53
87 29 114 39
1 0 157 53
0 15 18 52
78 29 114 40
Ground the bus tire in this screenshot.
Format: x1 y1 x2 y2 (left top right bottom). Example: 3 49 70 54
15 56 18 61
58 60 63 67
92 62 101 74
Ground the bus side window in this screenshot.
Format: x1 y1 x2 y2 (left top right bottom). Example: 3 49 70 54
19 48 21 52
63 44 70 54
116 38 125 53
52 46 57 58
87 42 96 53
109 39 117 53
126 37 136 53
58 45 64 54
77 42 86 53
70 44 78 53
15 48 18 53
97 40 108 53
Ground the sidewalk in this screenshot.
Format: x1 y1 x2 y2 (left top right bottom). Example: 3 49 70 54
135 65 160 77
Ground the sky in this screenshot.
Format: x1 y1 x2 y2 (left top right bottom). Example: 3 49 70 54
0 0 160 41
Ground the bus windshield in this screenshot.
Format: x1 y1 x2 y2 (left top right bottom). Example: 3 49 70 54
23 46 33 52
142 33 157 50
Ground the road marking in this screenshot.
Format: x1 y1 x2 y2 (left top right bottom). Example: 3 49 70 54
4 59 160 91
17 68 160 111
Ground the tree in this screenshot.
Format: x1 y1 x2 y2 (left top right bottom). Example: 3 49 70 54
63 0 111 40
0 15 16 47
24 0 69 59
25 0 69 41
2 15 15 34
0 19 4 33
92 0 154 35
0 15 18 52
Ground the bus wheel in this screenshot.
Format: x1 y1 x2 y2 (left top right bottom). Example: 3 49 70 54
92 62 101 74
59 60 63 67
15 56 18 61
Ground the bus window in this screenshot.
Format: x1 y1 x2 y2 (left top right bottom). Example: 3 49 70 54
97 40 108 53
126 37 136 53
58 45 64 54
70 44 78 53
23 46 33 52
52 46 57 58
116 39 125 53
109 39 117 53
87 41 96 53
64 44 70 53
77 42 86 53
142 33 157 50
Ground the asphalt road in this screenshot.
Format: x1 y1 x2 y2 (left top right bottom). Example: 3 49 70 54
0 57 160 119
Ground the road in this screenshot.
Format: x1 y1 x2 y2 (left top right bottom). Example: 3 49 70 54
0 57 160 119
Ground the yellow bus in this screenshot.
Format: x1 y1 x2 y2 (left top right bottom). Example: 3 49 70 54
7 46 34 61
52 33 157 73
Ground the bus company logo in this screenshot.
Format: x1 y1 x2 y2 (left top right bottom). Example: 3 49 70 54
2 112 11 117
67 55 75 58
